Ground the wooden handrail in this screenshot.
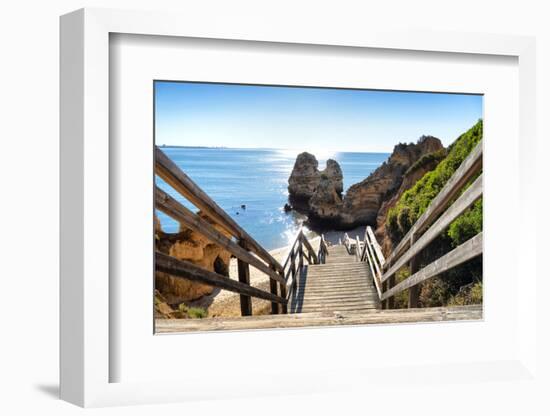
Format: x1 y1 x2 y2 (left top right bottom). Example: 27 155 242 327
281 227 325 301
366 226 385 266
381 174 482 283
156 252 287 304
358 142 483 308
155 187 286 285
363 233 383 299
355 236 362 262
155 146 284 274
382 232 482 300
300 233 319 264
318 234 329 264
384 141 482 270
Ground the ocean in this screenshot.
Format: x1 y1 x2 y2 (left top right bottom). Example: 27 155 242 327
156 147 389 251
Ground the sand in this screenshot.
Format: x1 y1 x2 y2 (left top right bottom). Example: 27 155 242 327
189 236 321 317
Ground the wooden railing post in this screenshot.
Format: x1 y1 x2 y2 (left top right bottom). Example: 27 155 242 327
237 239 253 316
408 233 420 308
387 274 396 309
298 234 304 270
355 236 361 262
269 268 279 315
278 268 288 314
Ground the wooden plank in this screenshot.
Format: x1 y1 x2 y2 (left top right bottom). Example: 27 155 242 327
382 174 482 283
156 252 286 304
364 237 382 283
355 236 362 262
385 141 483 269
298 288 372 295
382 232 483 300
155 146 284 274
294 293 376 301
363 235 383 299
155 187 286 285
366 226 385 266
156 305 482 332
319 235 328 264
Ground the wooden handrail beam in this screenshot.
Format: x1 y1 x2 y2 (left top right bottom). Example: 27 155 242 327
156 252 287 304
382 174 483 283
155 146 284 274
300 233 319 264
382 232 483 300
366 226 385 266
363 237 383 299
155 187 286 285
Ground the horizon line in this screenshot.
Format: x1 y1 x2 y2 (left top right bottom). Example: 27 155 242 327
156 144 394 154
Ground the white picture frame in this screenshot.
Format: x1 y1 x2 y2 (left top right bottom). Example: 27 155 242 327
60 7 538 408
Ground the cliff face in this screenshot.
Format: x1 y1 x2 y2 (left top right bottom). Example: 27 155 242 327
339 136 443 228
155 212 232 304
286 136 443 230
375 147 447 256
287 152 343 211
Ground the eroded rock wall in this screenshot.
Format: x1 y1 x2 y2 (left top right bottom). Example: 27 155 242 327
155 212 232 304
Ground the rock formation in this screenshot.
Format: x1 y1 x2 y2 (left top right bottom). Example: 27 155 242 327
338 136 443 228
375 147 447 256
287 152 343 210
155 212 232 304
287 136 444 231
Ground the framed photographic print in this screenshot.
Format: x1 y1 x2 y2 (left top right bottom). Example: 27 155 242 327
60 8 538 408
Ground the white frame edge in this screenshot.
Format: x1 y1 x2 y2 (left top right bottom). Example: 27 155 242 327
60 7 537 407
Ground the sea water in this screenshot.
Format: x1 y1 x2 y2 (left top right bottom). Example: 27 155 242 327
156 147 389 250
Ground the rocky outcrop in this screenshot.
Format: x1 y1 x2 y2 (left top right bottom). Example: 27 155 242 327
339 136 443 228
287 152 343 210
287 136 444 231
155 212 232 304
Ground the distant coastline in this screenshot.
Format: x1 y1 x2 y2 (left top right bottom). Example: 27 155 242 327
158 144 228 149
157 144 392 154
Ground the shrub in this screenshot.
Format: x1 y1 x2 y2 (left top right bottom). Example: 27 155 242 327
386 120 483 243
448 282 483 306
448 199 482 247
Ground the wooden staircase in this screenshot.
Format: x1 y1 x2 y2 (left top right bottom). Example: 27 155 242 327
154 141 484 332
290 245 380 313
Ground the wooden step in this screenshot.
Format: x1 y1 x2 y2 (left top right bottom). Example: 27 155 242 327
289 249 380 314
293 294 377 303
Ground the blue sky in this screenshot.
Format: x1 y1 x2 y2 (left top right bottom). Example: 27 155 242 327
155 81 483 153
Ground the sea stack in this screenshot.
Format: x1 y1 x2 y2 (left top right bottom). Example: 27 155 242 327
287 152 343 211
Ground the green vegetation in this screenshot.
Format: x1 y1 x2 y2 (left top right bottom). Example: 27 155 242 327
386 120 483 307
448 282 483 306
178 303 207 319
387 120 483 242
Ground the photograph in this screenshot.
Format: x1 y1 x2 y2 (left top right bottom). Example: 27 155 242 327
153 81 484 332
